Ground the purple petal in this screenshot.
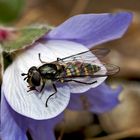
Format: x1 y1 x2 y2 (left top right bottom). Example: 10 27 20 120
1 93 63 140
27 113 63 140
45 12 132 48
1 94 28 140
67 83 122 113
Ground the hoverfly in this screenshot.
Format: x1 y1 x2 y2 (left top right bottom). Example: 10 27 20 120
21 48 119 107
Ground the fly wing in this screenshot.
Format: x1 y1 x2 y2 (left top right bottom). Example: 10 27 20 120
57 48 110 63
51 48 107 93
87 63 120 77
61 48 110 62
49 47 117 93
54 62 119 93
90 47 110 59
102 63 120 75
56 63 119 80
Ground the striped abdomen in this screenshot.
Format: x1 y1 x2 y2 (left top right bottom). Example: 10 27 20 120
63 62 100 77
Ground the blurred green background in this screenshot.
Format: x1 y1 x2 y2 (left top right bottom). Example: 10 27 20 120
0 0 24 24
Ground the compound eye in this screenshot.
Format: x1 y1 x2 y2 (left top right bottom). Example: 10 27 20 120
29 66 37 72
31 72 41 86
28 66 38 77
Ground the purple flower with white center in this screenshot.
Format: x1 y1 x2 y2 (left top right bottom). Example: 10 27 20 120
1 12 132 140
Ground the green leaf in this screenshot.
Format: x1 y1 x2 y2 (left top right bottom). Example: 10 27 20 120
0 0 25 23
0 25 50 52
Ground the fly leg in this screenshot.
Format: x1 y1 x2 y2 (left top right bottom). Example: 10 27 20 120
27 86 39 92
63 79 97 85
38 53 47 63
40 80 46 92
37 80 46 99
45 83 57 107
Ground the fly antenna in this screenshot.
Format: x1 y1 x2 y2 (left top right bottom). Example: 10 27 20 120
21 73 27 76
24 77 28 81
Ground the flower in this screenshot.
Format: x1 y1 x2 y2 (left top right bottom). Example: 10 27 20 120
1 12 132 140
